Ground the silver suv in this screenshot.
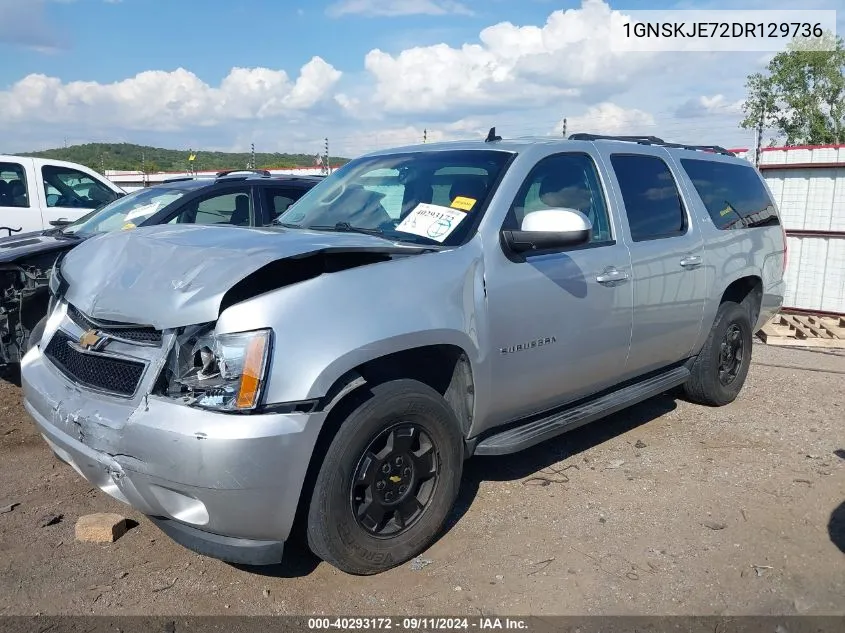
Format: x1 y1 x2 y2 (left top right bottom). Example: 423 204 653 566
21 132 786 575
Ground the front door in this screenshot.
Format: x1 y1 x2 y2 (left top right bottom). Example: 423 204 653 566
40 164 121 227
605 151 707 376
484 151 633 427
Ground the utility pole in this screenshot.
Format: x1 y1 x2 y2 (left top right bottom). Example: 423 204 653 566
423 129 427 143
141 150 147 187
562 118 567 138
250 143 255 169
324 138 330 175
754 106 765 167
100 153 105 175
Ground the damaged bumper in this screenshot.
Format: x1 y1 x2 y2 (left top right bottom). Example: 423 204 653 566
21 309 327 566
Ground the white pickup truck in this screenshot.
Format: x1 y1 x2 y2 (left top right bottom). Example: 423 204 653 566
0 155 125 236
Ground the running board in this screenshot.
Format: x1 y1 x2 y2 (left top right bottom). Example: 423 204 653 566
473 365 690 456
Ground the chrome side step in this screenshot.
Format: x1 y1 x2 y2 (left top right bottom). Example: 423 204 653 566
473 365 690 456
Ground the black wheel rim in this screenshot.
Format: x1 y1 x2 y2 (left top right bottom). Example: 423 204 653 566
718 323 744 386
350 423 439 538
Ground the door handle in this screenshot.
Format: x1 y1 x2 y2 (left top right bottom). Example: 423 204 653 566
680 255 702 269
596 267 630 285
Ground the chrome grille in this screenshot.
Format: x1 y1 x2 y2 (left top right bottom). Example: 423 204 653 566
67 303 162 346
44 330 145 397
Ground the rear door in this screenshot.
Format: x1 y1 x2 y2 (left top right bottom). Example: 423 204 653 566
0 158 43 234
602 150 707 377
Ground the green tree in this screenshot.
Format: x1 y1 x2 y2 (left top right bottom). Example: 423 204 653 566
741 32 845 145
21 142 349 172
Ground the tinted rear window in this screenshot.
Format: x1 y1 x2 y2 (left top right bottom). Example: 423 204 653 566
680 159 779 230
610 154 686 241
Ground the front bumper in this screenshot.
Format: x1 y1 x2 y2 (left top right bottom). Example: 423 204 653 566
21 322 327 565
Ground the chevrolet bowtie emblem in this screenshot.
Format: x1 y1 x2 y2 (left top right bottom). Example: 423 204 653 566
78 329 103 350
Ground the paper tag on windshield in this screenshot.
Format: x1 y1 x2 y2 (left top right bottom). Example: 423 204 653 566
124 202 161 222
395 203 468 243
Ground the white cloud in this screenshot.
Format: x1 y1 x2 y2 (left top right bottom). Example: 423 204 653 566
676 94 745 119
0 0 774 156
326 0 472 18
361 0 661 114
561 103 656 136
0 58 342 132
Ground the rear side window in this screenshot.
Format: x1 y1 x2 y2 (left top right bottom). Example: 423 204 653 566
679 159 779 230
261 186 307 222
0 162 29 208
610 154 686 241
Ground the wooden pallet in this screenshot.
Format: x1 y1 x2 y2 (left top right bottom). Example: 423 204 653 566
757 313 845 348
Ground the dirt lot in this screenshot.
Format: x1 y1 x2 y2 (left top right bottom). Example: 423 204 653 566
0 343 843 616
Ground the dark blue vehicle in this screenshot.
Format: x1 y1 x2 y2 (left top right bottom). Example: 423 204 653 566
0 170 322 366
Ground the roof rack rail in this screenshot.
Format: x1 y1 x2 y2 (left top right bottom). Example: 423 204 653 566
216 169 272 178
162 176 196 184
568 133 735 156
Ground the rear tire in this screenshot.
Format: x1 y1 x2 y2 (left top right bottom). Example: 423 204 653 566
684 301 753 406
306 379 463 575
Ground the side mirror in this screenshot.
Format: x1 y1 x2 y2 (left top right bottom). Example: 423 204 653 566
502 208 592 254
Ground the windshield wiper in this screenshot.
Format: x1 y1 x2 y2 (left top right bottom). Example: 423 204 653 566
272 220 302 228
308 222 385 236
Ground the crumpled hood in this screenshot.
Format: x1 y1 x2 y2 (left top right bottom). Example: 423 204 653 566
61 224 412 329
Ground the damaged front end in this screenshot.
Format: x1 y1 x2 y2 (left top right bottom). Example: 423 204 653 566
22 296 325 550
0 255 55 366
157 324 272 412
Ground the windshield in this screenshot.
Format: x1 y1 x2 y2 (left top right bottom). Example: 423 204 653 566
63 187 188 235
276 149 514 246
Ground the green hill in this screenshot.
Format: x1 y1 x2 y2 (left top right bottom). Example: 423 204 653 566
20 142 349 173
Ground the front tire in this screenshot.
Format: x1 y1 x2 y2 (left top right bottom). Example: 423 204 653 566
684 301 753 406
306 379 464 575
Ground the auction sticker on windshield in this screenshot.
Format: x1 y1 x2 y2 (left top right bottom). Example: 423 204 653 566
396 203 468 243
124 202 161 222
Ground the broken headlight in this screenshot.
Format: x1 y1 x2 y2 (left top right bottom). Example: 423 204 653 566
48 256 66 297
47 256 68 314
165 327 272 411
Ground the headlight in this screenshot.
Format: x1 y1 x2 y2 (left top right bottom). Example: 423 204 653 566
48 259 62 296
165 327 272 412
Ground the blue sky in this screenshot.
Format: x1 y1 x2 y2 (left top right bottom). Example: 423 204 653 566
0 0 842 158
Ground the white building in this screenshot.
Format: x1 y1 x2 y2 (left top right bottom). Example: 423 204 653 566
729 145 845 315
106 166 335 193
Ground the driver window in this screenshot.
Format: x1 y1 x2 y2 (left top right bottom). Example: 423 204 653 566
171 188 253 226
506 153 612 244
41 165 118 209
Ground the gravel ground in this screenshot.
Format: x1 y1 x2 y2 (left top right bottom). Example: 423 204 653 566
0 342 842 616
